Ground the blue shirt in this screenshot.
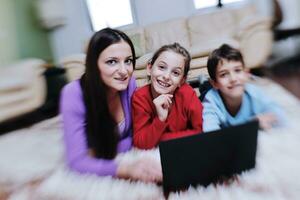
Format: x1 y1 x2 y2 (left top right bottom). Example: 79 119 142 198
202 83 286 132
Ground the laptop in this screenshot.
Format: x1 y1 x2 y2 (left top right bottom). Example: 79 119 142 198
159 120 259 192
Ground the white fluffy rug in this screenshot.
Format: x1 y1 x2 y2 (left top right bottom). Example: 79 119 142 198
1 78 300 200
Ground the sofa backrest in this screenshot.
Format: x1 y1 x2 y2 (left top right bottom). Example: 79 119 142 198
123 27 147 58
188 9 237 45
143 18 191 53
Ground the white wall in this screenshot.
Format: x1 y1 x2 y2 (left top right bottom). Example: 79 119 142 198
132 0 195 26
49 0 197 62
0 0 18 66
276 0 300 29
252 0 274 17
49 0 93 63
252 0 300 29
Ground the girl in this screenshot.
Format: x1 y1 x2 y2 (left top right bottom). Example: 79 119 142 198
60 28 162 182
132 43 203 149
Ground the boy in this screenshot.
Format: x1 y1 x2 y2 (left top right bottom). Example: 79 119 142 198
202 44 286 132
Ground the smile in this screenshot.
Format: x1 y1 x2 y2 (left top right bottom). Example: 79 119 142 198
228 84 242 89
115 76 128 81
157 80 171 88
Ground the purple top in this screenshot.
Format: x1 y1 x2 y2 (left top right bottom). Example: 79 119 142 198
60 77 136 176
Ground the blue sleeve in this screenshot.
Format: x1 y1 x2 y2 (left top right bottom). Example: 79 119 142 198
249 84 288 127
202 90 223 132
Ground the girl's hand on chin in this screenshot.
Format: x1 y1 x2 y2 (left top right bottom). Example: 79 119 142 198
153 94 173 122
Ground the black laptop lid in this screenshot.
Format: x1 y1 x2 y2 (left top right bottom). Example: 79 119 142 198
159 120 259 192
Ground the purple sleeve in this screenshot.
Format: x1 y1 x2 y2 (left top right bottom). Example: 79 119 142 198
60 81 118 176
117 134 132 152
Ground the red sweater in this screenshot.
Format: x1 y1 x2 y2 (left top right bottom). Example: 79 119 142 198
132 83 203 149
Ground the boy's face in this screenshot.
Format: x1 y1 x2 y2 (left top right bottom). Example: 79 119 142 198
147 51 185 97
211 60 249 100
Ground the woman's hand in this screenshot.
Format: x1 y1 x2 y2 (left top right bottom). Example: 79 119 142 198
153 94 173 122
256 113 278 130
117 157 162 183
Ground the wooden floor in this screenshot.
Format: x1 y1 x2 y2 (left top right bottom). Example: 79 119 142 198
267 70 300 100
256 55 300 100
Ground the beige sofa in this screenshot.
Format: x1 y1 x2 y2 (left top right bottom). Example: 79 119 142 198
61 3 273 88
0 59 46 123
122 3 273 87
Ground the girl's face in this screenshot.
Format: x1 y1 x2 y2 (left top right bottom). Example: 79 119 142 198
148 51 185 97
98 41 134 92
211 60 249 101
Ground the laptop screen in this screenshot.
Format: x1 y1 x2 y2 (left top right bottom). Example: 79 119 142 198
159 120 259 192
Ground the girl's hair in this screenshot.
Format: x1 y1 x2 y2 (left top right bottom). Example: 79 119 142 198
207 44 244 81
80 28 135 159
149 42 191 77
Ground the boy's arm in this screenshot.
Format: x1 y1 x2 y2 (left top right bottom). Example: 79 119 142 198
252 86 288 127
160 91 203 141
202 94 222 132
132 93 168 149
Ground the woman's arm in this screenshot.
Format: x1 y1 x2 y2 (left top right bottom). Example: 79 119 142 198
117 133 132 152
60 83 118 176
60 82 162 182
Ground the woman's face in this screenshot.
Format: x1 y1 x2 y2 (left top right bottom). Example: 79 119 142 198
98 41 134 92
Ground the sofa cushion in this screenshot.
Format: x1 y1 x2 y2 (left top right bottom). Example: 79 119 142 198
144 18 190 52
190 38 239 58
123 27 146 58
188 67 208 80
135 52 153 70
133 68 149 87
190 57 207 69
188 10 236 44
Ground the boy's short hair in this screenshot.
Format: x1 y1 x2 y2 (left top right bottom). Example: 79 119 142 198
207 44 244 81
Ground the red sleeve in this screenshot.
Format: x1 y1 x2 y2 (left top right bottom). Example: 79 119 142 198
132 88 168 149
161 86 203 141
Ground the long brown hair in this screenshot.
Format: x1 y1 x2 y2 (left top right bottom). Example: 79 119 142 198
80 28 136 159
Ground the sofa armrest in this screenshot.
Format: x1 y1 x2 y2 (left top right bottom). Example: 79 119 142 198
235 15 273 39
59 53 86 82
0 59 47 123
235 16 273 69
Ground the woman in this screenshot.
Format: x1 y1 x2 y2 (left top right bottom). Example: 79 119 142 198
60 28 162 182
